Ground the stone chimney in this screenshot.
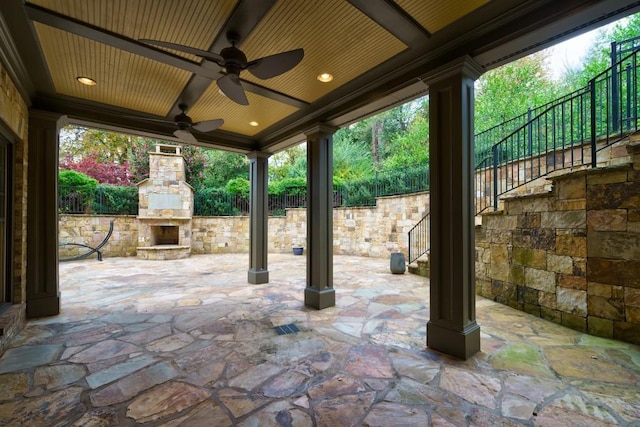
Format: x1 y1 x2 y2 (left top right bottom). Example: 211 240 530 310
136 144 193 260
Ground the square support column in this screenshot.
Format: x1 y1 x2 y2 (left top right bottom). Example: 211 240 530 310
304 124 337 309
247 151 269 284
425 57 483 359
26 110 67 318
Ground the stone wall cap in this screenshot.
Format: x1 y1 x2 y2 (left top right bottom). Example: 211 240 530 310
479 209 505 216
137 245 191 250
586 163 632 176
376 191 430 200
136 216 192 220
626 140 640 154
546 167 589 181
193 215 250 218
500 190 553 201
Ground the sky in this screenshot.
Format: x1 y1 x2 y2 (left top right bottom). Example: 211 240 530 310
545 20 621 80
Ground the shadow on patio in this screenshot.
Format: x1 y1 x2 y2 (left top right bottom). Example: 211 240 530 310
0 254 639 425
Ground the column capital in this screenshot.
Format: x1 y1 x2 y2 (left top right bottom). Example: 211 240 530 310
28 109 69 127
422 56 484 85
246 150 270 160
304 123 338 138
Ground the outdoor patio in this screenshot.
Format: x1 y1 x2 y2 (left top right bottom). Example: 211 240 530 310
0 253 639 426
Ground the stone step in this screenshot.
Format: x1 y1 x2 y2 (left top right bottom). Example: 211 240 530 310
408 257 429 278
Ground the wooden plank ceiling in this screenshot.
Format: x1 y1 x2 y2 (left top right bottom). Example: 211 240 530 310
2 0 637 152
24 0 485 141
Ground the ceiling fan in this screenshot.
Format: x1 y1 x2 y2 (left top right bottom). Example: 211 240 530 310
141 32 304 106
134 103 223 145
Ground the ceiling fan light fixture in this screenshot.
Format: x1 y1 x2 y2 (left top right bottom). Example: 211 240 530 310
249 121 259 127
317 73 333 83
76 76 97 86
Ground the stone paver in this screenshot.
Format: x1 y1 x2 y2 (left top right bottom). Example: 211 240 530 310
0 253 637 425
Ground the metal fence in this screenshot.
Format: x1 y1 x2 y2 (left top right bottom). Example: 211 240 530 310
59 185 138 215
59 167 432 217
477 45 640 213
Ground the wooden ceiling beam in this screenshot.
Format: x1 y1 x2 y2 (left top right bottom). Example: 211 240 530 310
170 0 282 115
347 0 431 46
32 94 258 153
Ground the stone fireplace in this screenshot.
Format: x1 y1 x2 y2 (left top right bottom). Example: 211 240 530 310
136 144 193 260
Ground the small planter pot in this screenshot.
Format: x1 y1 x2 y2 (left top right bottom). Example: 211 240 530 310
390 252 406 274
292 247 304 256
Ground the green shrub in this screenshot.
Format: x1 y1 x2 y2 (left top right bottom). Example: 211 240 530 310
268 177 306 195
225 177 250 197
58 170 98 213
92 185 138 215
194 188 237 216
59 169 98 188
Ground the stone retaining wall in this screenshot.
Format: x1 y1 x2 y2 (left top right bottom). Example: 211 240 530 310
476 142 640 344
59 191 430 259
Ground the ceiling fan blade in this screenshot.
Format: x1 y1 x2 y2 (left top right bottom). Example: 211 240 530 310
217 74 249 105
173 129 198 145
140 39 224 64
193 119 224 133
246 48 304 79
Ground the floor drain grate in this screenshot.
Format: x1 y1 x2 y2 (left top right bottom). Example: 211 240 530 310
274 323 300 335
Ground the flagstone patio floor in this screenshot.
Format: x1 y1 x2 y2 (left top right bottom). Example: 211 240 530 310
0 253 639 426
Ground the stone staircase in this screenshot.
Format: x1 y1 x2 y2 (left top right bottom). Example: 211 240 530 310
408 253 429 278
406 132 639 280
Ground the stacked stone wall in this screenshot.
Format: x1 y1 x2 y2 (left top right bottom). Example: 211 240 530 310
59 191 430 258
0 62 29 354
476 142 640 344
59 216 138 258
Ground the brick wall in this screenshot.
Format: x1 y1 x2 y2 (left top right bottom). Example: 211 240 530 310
476 142 640 344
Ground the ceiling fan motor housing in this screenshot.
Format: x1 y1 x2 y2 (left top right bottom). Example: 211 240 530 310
220 45 247 74
174 112 193 129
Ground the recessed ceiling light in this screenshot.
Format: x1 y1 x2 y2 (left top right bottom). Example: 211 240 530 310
249 121 259 127
317 73 333 83
76 76 97 86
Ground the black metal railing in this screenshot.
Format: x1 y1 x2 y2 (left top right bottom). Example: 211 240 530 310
59 185 138 215
407 212 430 265
478 45 640 212
338 167 430 207
411 36 640 264
474 89 593 167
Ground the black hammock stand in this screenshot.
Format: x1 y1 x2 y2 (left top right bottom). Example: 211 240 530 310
59 219 114 262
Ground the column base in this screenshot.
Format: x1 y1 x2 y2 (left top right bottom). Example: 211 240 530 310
427 320 480 360
26 293 61 318
248 269 269 284
304 287 335 309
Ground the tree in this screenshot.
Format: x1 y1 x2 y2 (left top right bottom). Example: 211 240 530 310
381 108 429 171
202 150 249 190
379 97 429 171
59 126 138 164
59 155 133 185
563 13 640 89
269 144 306 181
333 137 374 181
475 52 559 133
